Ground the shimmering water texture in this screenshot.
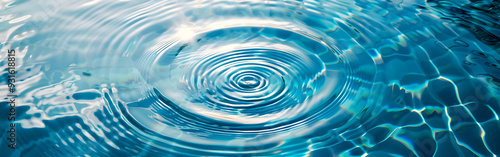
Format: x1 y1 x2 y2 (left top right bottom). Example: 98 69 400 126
1 0 500 156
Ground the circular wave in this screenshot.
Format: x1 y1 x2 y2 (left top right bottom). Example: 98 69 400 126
145 26 347 127
120 23 377 154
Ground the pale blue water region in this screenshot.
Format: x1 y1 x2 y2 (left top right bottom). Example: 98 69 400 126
1 0 500 156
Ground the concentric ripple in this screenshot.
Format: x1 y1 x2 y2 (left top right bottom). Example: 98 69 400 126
142 26 349 128
2 0 500 156
121 24 371 153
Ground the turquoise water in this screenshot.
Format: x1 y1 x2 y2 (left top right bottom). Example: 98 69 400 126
1 0 500 156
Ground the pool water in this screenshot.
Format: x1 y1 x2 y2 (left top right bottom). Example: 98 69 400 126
1 0 500 156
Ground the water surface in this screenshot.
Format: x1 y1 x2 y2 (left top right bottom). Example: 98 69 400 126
1 0 500 156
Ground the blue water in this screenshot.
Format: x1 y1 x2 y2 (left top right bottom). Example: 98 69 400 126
1 0 500 156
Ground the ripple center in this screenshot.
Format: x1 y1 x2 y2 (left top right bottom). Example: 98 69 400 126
237 75 260 88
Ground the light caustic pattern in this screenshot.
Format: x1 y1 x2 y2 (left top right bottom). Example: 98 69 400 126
1 0 500 156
